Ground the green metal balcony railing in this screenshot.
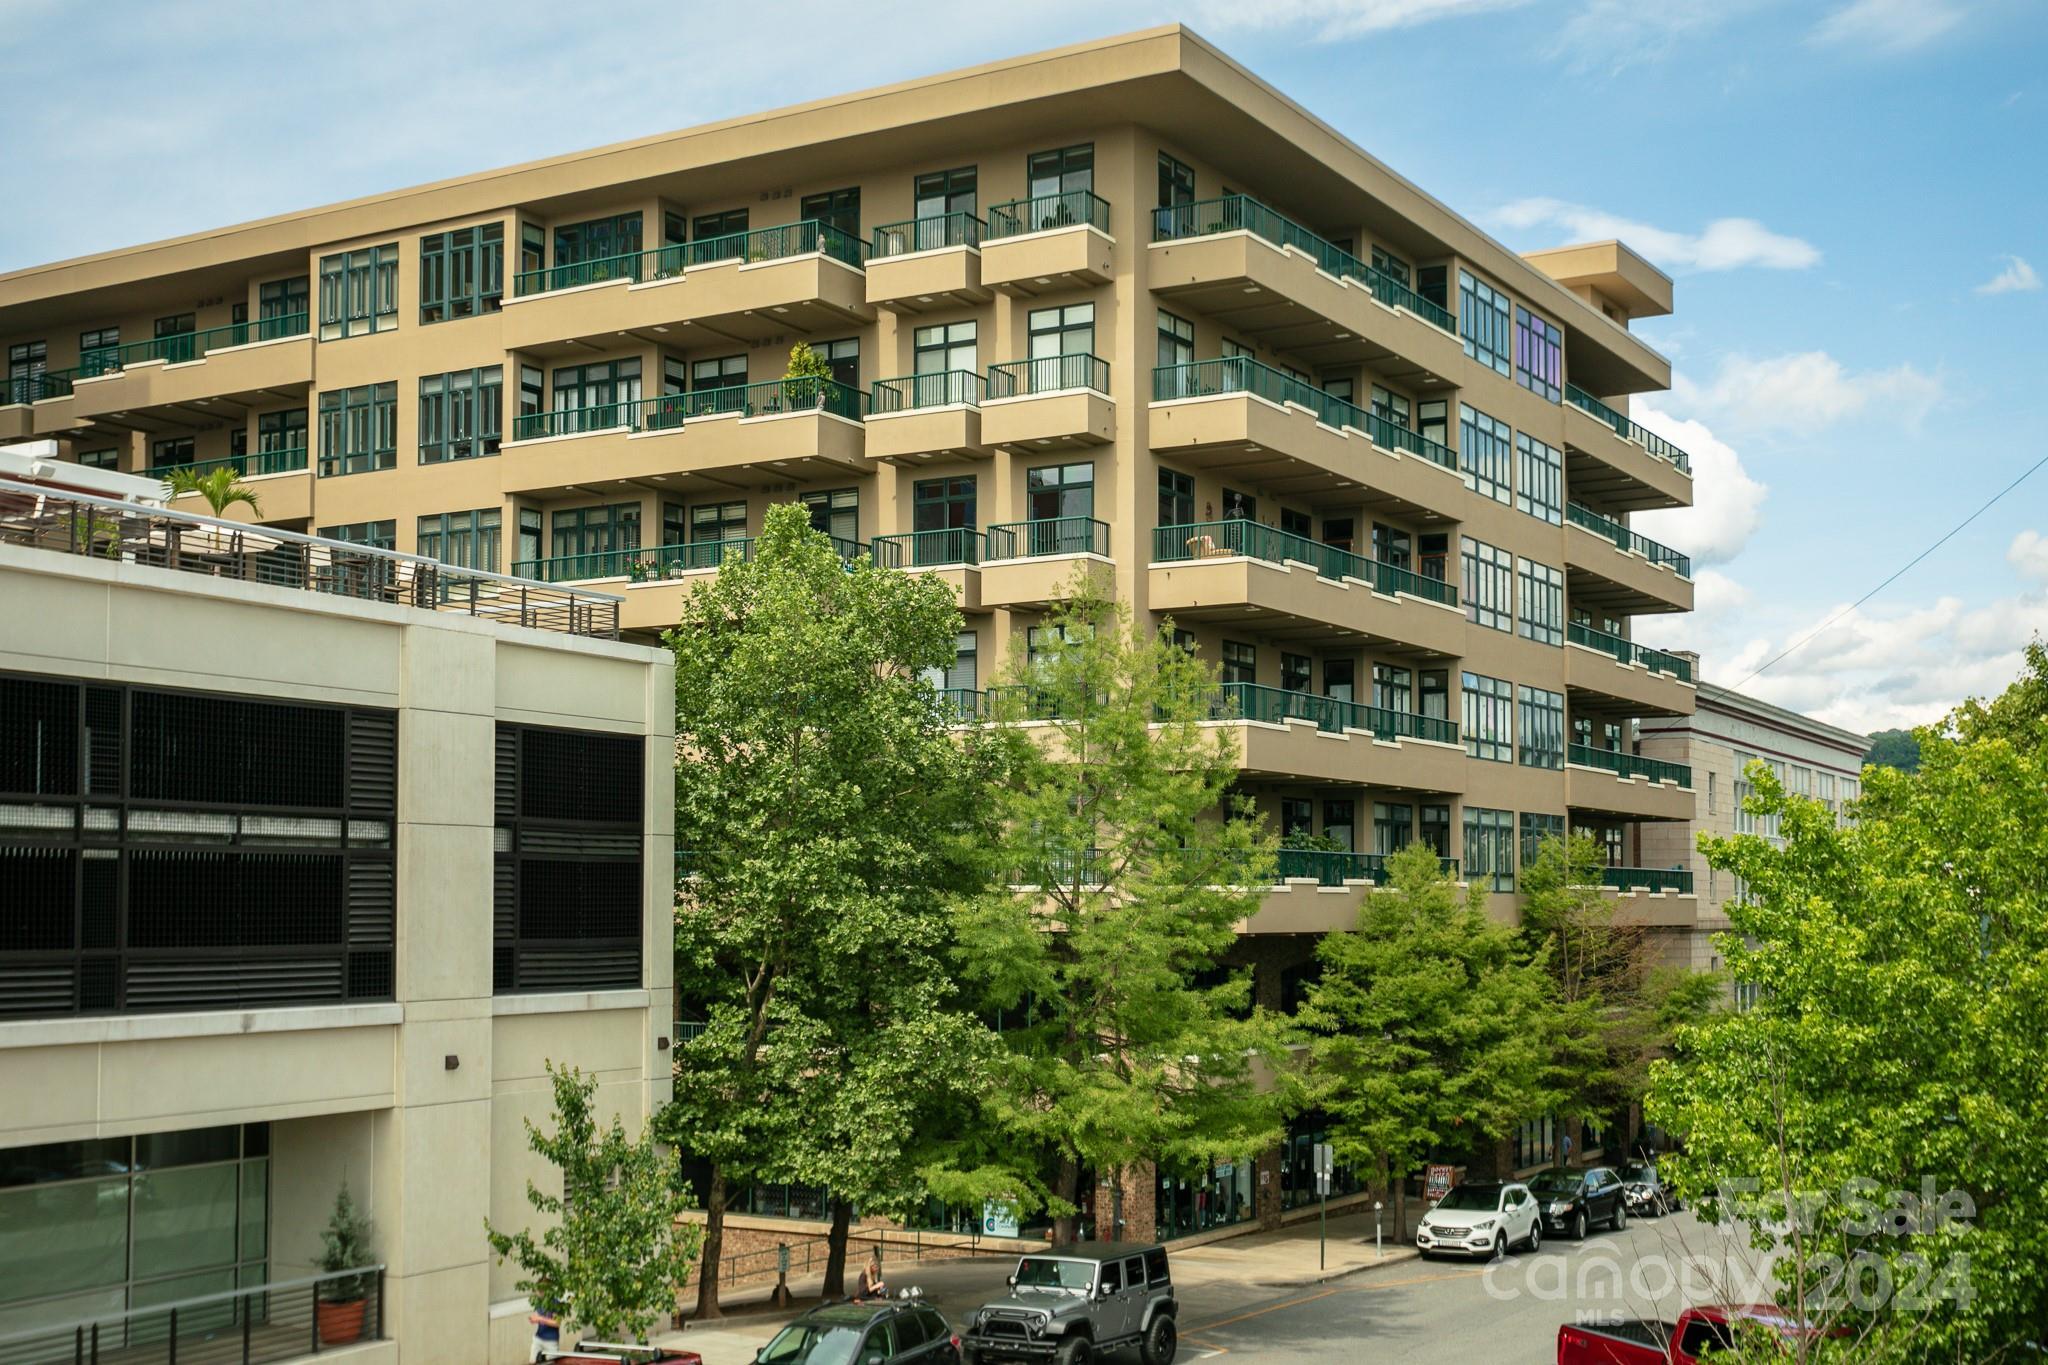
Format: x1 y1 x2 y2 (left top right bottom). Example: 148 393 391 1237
872 212 984 258
1210 681 1459 746
154 447 310 485
512 220 867 295
1151 520 1458 607
510 379 866 440
986 354 1110 398
1151 195 1456 333
1569 743 1691 788
872 527 981 569
986 190 1113 239
1565 384 1693 474
1566 502 1693 578
5 369 76 403
983 516 1109 560
513 533 868 585
72 313 311 378
1601 866 1694 894
1276 848 1461 885
939 687 989 721
872 370 981 413
1566 621 1693 683
1150 358 1458 472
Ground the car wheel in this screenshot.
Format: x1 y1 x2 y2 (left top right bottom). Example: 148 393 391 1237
1613 1200 1628 1232
1572 1210 1587 1241
1526 1218 1542 1253
1491 1232 1506 1261
1142 1314 1178 1365
1057 1335 1092 1365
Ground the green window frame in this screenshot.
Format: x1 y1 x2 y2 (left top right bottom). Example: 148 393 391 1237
1372 664 1412 714
1157 152 1194 209
1515 432 1562 524
1280 797 1313 840
1221 641 1256 686
1463 806 1515 892
1158 467 1194 527
1461 672 1514 763
811 338 859 390
691 354 747 391
77 447 120 470
317 382 398 476
555 213 642 267
913 321 976 376
551 359 641 433
1028 144 1094 198
690 209 749 242
419 223 505 324
318 245 398 341
1026 462 1094 521
1518 686 1565 770
1517 559 1564 646
1279 507 1312 538
800 188 860 238
1371 245 1410 287
1461 536 1512 633
417 508 502 572
1027 303 1094 361
256 408 307 456
1459 269 1513 377
321 520 396 550
913 475 976 532
913 167 977 219
1519 812 1565 868
258 276 308 333
1420 803 1451 856
1420 669 1449 720
801 487 858 543
79 327 119 376
690 500 747 542
150 436 195 469
9 340 48 402
419 366 504 463
1418 398 1448 449
1459 403 1513 504
1281 653 1311 693
1373 802 1414 856
1370 385 1411 430
1158 311 1195 368
551 503 640 560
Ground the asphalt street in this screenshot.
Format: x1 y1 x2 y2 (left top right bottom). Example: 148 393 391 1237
1172 1211 1752 1364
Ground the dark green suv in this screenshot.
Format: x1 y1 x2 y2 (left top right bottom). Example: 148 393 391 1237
755 1297 961 1365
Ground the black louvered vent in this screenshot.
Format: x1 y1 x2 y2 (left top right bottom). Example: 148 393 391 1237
495 727 518 824
0 676 78 797
84 686 122 796
347 712 398 815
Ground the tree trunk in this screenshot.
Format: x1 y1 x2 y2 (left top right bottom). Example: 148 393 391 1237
823 1199 853 1298
695 1166 727 1320
1051 1157 1080 1245
1393 1170 1408 1243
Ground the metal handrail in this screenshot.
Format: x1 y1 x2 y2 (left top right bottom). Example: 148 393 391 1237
0 1265 386 1358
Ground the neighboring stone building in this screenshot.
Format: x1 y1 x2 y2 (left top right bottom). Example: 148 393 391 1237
1637 680 1867 980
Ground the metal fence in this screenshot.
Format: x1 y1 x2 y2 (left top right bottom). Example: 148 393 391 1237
0 1267 384 1365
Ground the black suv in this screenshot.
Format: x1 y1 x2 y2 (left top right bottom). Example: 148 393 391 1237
755 1297 960 1365
1528 1166 1627 1240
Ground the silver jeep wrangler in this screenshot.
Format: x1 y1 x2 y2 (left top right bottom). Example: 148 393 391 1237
961 1242 1177 1365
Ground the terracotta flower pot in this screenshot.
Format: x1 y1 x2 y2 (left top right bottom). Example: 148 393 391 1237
317 1296 368 1346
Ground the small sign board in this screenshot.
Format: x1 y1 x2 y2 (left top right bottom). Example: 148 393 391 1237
1313 1143 1334 1177
1425 1164 1457 1205
982 1201 1019 1238
1316 1171 1331 1196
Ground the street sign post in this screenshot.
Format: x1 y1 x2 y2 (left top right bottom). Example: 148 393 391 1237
1313 1143 1334 1270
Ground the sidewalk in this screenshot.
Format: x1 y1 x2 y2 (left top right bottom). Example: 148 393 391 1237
652 1211 1420 1364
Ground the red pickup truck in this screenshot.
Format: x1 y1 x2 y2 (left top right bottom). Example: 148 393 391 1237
1557 1304 1823 1363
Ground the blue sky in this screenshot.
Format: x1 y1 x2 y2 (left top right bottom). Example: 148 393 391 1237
6 0 2043 733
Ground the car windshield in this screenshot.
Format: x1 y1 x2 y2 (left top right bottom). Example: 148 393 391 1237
1528 1171 1582 1195
1434 1184 1504 1211
1015 1257 1095 1290
1620 1163 1656 1182
759 1321 866 1365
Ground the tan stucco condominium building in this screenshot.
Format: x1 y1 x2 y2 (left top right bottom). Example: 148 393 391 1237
2 26 1700 1250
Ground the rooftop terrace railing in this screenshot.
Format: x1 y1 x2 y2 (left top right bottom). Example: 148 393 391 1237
1152 194 1456 334
0 475 620 639
77 313 311 377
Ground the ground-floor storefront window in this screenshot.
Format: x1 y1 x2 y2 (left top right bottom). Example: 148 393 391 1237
1278 1117 1364 1211
0 1124 269 1340
1155 1157 1256 1240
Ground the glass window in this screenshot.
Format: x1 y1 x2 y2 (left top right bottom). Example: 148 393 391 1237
1373 802 1414 855
1158 152 1195 209
317 244 399 340
913 321 976 375
417 509 502 573
691 354 747 392
1518 686 1564 769
149 437 194 470
77 447 120 470
1459 404 1513 504
1463 806 1515 892
812 337 859 390
79 327 119 377
913 475 976 532
1281 653 1311 693
1419 669 1448 720
1028 144 1094 198
1323 799 1355 851
1028 303 1095 361
419 366 503 462
1517 559 1564 645
1418 399 1448 451
1515 305 1563 402
688 501 747 543
1026 462 1094 521
921 630 978 694
552 358 642 432
256 408 307 461
1280 796 1313 839
419 223 505 324
1459 269 1512 378
551 503 641 560
556 212 643 266
1157 310 1195 374
321 519 396 549
1370 385 1411 430
799 187 860 238
9 339 48 402
691 209 748 243
257 277 308 337
1323 658 1355 703
1221 488 1256 523
801 487 858 544
1372 664 1412 714
1373 522 1411 570
1419 531 1449 581
316 383 397 476
914 167 977 219
1221 641 1256 686
1370 245 1410 287
1280 507 1312 538
1159 467 1194 527
1516 432 1562 524
1462 673 1513 763
1322 518 1355 554
1420 803 1451 856
1461 536 1512 632
1520 812 1565 866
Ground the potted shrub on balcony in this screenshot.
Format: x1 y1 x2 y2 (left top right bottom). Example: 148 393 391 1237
316 1179 377 1346
781 341 835 415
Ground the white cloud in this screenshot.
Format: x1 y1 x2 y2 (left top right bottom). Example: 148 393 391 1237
1191 0 1534 40
1547 0 1769 73
1810 0 1964 55
2009 530 2048 581
1493 197 1820 272
1675 351 1942 433
1975 255 2041 295
1631 405 1768 567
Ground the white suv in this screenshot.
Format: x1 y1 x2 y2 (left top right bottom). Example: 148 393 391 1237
1415 1181 1542 1259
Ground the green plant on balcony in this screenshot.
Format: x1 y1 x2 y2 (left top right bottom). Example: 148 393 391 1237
1280 830 1348 854
781 340 834 413
166 465 263 519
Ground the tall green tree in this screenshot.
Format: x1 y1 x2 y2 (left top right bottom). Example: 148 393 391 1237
1649 644 2048 1360
1304 843 1557 1235
951 576 1296 1241
1861 728 1921 774
1518 833 1720 1145
657 503 1004 1316
485 1064 701 1343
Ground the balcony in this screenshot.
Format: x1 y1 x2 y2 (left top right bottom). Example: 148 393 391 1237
1601 866 1700 929
1602 866 1693 895
501 220 873 354
1149 358 1464 511
982 355 1114 450
499 379 869 496
982 191 1115 295
1206 681 1466 791
511 535 867 633
867 213 991 312
872 527 982 609
979 516 1110 608
1149 195 1464 387
1149 519 1465 658
64 314 313 426
1566 742 1694 821
866 370 988 461
1564 621 1694 716
1565 503 1693 615
158 447 314 525
1562 384 1692 512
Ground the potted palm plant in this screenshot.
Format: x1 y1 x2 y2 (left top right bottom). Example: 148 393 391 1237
316 1179 376 1346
